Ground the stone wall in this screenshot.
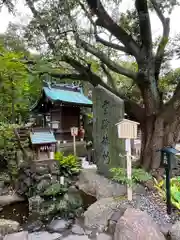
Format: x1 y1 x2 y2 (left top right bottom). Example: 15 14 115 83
93 85 125 177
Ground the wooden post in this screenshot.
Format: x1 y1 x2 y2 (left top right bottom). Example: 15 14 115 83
116 119 139 202
165 153 172 215
50 151 54 159
73 135 76 155
71 127 78 156
60 176 64 185
126 139 132 201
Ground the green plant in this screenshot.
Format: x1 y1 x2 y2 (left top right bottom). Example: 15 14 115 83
55 152 81 177
110 167 152 187
154 177 180 210
42 183 68 197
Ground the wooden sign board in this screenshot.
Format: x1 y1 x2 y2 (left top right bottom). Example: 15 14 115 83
51 121 59 129
70 127 78 156
116 119 139 139
70 127 78 137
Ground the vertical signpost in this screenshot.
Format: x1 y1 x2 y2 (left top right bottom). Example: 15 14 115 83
158 146 179 215
116 119 139 201
70 127 78 156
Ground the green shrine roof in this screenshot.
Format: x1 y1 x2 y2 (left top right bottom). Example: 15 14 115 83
30 131 57 145
31 83 92 112
43 84 92 106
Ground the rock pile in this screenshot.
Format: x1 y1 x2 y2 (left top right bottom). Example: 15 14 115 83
15 162 83 219
2 210 180 240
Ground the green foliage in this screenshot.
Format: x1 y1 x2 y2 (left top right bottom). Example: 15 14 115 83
40 191 83 218
0 32 43 123
0 123 22 182
62 192 83 217
154 177 180 210
55 152 81 177
0 44 30 122
0 172 11 184
0 123 18 158
110 167 152 187
42 183 68 197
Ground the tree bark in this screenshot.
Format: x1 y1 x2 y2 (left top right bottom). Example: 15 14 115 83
140 115 180 171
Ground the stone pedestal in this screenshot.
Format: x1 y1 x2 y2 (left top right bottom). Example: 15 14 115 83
93 85 125 177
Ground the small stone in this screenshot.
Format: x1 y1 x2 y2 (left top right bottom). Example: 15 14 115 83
47 219 71 233
0 173 11 184
35 166 49 175
35 174 52 182
108 209 126 235
88 229 98 238
4 231 28 240
0 182 4 189
160 223 172 238
96 233 112 240
36 179 50 192
28 231 62 240
23 178 31 187
110 209 126 222
0 219 20 235
170 221 180 240
51 232 62 240
24 169 32 177
23 220 43 232
51 176 58 184
71 224 85 235
85 229 92 236
68 186 79 193
62 235 90 240
28 196 44 213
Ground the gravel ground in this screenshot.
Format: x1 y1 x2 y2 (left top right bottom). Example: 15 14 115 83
117 191 180 226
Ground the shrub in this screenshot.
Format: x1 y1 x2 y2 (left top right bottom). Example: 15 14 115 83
42 183 68 197
154 176 180 210
110 167 152 187
55 152 81 177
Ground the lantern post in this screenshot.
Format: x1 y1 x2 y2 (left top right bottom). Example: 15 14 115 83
116 119 139 201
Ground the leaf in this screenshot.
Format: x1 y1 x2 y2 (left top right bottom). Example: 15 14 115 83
43 183 68 197
56 199 68 211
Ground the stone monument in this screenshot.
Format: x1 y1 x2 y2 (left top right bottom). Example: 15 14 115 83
93 85 125 177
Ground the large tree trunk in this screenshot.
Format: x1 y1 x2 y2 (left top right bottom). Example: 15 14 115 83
140 115 179 171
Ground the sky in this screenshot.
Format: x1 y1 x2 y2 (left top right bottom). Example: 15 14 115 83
0 0 180 68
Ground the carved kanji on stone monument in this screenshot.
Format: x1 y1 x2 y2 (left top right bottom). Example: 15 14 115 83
93 85 125 177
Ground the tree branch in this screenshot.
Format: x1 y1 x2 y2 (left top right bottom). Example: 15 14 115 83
150 0 166 24
61 55 145 123
95 34 130 54
40 72 87 81
76 37 138 80
150 0 170 81
79 1 131 55
25 0 56 51
159 81 180 121
101 63 117 90
135 0 152 54
85 0 140 58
